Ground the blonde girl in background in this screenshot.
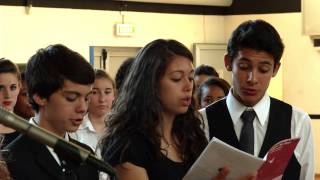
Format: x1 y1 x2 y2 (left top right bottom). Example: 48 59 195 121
71 69 115 152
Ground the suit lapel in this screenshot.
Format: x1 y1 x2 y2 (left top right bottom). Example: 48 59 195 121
28 138 64 179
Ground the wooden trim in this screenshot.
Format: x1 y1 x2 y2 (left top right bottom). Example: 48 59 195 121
0 0 227 15
0 0 301 15
310 114 320 120
225 0 300 15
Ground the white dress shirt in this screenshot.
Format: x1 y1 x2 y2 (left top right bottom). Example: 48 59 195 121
69 114 103 152
199 91 315 180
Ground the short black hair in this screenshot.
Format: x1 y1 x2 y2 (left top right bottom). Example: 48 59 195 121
197 77 231 106
26 44 95 111
227 19 284 64
115 57 135 91
194 64 219 77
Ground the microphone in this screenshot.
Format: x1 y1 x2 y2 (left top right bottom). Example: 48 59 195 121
0 107 116 178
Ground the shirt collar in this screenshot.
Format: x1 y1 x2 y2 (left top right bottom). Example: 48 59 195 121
29 114 69 141
29 113 40 125
78 114 96 132
226 88 270 126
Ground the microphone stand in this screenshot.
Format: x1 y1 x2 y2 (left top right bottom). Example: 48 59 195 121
54 140 118 180
0 107 117 179
101 49 107 70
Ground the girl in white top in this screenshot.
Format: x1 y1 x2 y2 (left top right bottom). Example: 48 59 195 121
71 69 115 151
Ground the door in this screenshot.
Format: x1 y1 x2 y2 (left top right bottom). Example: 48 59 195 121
89 46 140 79
193 43 231 83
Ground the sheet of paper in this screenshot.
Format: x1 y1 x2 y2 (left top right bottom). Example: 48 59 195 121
183 137 264 180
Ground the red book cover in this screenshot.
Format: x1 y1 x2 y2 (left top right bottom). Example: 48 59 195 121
257 138 300 180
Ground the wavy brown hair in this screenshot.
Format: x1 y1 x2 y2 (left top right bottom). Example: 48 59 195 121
100 39 208 165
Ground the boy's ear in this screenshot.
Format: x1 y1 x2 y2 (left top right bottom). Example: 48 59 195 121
272 63 281 77
32 94 47 106
224 54 232 71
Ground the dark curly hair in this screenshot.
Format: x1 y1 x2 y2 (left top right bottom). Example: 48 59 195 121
100 39 208 165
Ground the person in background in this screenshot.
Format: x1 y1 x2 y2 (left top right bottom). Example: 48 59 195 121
4 44 99 180
70 69 115 152
114 57 135 93
0 58 21 149
200 19 314 179
197 77 231 109
13 71 35 120
100 39 256 180
194 64 219 89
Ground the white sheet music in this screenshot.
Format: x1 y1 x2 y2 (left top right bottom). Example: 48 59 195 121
184 137 263 180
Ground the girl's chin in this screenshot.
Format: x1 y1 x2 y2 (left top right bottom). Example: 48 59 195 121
90 111 109 117
1 106 14 111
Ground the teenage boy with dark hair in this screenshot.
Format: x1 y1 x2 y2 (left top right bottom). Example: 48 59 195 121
200 20 314 180
5 44 99 180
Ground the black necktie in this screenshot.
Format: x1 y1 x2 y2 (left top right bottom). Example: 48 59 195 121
239 109 255 155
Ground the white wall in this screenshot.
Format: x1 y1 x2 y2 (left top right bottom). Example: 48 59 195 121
0 6 226 63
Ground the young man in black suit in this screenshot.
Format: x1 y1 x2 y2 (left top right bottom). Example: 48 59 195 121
200 20 314 180
5 44 99 180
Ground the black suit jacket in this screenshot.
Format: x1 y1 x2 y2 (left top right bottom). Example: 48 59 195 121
4 134 99 180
